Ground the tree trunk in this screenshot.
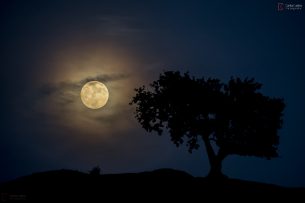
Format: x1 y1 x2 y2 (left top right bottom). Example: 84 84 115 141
202 137 226 179
208 156 224 179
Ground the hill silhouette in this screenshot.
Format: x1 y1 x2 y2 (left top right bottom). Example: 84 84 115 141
1 169 304 201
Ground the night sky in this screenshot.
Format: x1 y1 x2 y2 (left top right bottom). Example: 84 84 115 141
1 0 304 187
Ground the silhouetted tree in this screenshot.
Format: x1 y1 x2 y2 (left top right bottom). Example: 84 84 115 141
130 71 285 178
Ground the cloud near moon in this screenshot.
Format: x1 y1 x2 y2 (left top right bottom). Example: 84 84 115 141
15 72 136 140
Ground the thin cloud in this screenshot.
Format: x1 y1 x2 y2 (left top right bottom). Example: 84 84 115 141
39 73 128 100
97 15 145 36
80 73 129 84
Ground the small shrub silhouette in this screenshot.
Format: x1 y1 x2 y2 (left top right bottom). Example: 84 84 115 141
89 166 101 176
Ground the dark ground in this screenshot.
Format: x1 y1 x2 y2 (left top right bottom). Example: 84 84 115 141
1 169 304 202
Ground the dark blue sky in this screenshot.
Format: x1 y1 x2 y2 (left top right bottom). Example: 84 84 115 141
1 0 304 187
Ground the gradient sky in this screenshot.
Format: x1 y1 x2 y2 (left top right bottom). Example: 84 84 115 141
0 0 304 187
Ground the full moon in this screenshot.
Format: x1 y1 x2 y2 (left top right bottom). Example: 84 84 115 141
80 81 109 109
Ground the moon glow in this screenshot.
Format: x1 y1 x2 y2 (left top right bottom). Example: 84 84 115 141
80 81 109 109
